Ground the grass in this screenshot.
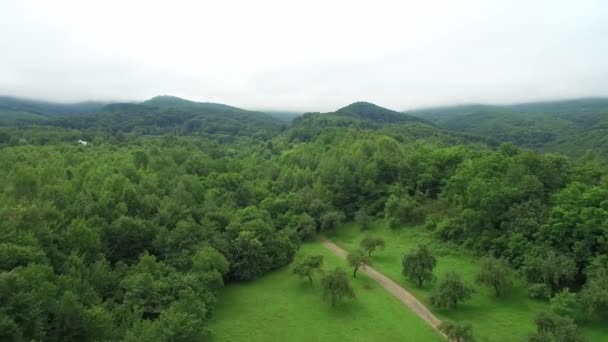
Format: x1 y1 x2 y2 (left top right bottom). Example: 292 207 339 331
326 221 608 342
209 242 442 342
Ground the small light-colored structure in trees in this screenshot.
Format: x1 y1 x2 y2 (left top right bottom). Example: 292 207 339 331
78 140 88 146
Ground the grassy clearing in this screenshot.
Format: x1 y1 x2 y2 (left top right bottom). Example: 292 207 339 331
209 242 442 342
326 221 608 342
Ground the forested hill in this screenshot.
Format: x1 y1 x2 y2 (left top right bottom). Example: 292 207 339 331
407 98 608 160
0 96 108 125
336 102 430 124
0 95 286 141
287 102 492 146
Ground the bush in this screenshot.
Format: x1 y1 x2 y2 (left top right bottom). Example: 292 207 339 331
528 283 552 300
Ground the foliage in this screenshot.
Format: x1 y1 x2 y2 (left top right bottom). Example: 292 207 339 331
355 207 371 230
320 267 355 306
359 236 385 256
292 255 323 285
528 312 587 342
439 320 475 342
409 98 608 161
402 245 437 287
579 256 608 318
521 250 577 295
550 289 582 321
475 257 513 297
347 249 370 278
430 272 474 309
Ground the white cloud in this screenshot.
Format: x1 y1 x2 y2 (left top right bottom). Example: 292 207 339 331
1 0 607 111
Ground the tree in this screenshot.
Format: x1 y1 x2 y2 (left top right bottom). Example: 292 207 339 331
475 257 513 297
522 250 576 294
191 246 230 289
347 249 370 278
579 256 608 318
402 245 436 287
228 231 271 281
320 211 345 231
292 255 323 285
430 272 474 309
321 267 355 306
439 321 475 342
384 194 424 227
355 207 371 230
287 213 317 241
359 236 385 256
528 312 586 342
550 289 581 321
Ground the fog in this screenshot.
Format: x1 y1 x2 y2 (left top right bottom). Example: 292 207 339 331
1 0 607 111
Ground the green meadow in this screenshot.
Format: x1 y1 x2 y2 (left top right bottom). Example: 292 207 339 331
326 222 608 342
210 242 442 342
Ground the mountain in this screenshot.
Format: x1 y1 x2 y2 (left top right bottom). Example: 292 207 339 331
0 94 286 139
336 102 430 124
49 95 285 139
142 95 250 114
286 102 491 146
0 96 107 120
407 98 608 160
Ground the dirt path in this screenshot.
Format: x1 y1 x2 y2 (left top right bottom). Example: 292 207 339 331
320 239 446 338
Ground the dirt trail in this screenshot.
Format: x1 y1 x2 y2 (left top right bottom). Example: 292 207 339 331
320 239 446 338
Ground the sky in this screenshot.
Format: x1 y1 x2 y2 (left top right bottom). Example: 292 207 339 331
1 0 607 112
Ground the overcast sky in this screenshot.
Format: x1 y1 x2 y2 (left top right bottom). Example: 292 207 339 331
1 0 607 111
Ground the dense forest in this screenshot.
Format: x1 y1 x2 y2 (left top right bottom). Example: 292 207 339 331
0 96 607 341
407 98 608 160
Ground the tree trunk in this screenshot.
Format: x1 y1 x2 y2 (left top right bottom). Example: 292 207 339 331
308 274 313 285
353 266 358 278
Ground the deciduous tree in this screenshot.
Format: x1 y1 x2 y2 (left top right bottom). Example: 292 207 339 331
475 257 513 297
347 249 370 278
321 267 355 306
292 255 323 285
430 272 474 309
402 245 436 287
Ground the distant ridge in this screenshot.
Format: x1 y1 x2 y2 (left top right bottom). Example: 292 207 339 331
407 98 608 160
142 95 249 114
336 102 429 124
0 95 107 116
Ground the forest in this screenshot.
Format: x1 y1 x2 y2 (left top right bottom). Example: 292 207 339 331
0 96 607 341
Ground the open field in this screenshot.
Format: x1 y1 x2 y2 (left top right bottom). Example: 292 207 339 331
326 222 608 342
209 242 442 342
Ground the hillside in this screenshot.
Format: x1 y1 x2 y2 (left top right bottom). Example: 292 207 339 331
337 102 430 124
0 96 106 118
408 98 608 159
287 102 492 146
0 95 285 140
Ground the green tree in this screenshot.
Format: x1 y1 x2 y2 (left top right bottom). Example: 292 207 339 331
321 267 355 306
347 249 370 278
291 255 323 284
550 289 581 321
430 272 474 309
528 312 586 342
439 321 475 342
228 231 271 281
579 257 608 317
355 207 371 230
402 245 436 287
522 251 576 294
320 211 345 231
475 257 513 297
359 236 385 256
